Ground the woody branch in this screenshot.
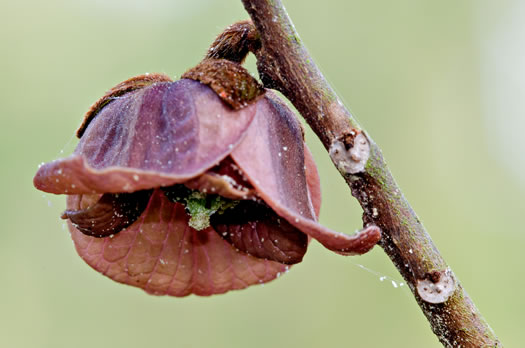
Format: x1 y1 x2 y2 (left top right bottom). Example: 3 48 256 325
234 0 501 346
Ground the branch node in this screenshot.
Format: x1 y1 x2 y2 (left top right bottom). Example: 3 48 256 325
416 268 456 304
328 131 370 174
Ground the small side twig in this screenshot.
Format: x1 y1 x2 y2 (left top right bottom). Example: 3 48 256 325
227 0 502 346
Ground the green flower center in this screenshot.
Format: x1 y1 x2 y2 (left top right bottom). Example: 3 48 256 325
163 185 240 231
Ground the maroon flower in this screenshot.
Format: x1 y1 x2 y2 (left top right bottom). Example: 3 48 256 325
34 66 380 296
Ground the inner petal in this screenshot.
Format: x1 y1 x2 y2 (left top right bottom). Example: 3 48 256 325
62 189 153 237
211 200 308 265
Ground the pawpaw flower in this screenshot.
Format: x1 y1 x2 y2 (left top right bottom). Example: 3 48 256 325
33 60 380 296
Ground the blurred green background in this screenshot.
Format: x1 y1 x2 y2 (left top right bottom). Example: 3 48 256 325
1 0 523 347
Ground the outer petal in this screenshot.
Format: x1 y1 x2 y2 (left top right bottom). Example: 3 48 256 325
77 73 174 138
304 144 321 218
231 93 381 255
69 190 287 296
34 79 257 194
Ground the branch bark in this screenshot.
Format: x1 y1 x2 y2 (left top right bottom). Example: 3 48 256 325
238 0 501 346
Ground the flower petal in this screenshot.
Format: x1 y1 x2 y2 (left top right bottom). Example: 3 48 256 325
69 190 287 296
77 73 174 138
304 144 321 218
211 200 308 264
34 79 257 194
230 93 381 255
62 190 153 238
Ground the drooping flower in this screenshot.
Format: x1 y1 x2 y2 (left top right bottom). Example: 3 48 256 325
33 60 380 296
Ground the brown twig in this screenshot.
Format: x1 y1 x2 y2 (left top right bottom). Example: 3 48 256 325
224 1 502 347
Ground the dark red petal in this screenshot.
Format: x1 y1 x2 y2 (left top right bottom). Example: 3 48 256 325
62 190 152 238
211 201 307 265
231 92 381 255
33 156 200 195
69 190 287 297
34 79 257 194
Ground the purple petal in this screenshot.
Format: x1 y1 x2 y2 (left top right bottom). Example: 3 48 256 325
231 92 381 254
78 73 174 138
34 79 257 194
62 190 152 237
304 144 321 218
212 200 308 264
69 190 287 296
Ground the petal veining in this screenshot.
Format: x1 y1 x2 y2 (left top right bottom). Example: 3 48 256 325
69 190 287 296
